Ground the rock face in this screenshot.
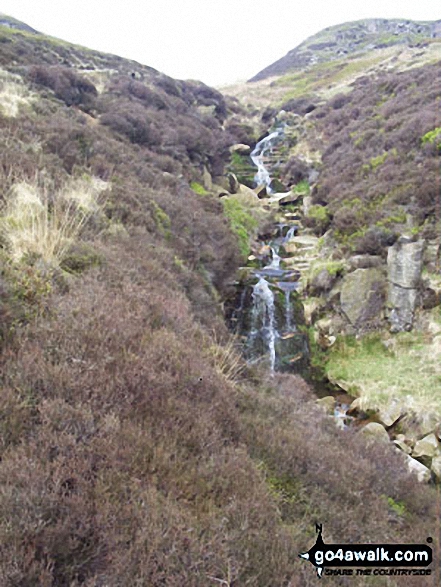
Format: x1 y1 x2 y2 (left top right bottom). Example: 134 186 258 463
340 268 386 330
387 238 425 332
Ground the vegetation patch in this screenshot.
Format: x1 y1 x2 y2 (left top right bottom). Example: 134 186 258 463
0 177 105 266
325 328 441 417
221 196 259 258
190 181 208 196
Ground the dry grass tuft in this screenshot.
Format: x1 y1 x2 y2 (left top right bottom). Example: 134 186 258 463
0 176 107 265
0 68 36 117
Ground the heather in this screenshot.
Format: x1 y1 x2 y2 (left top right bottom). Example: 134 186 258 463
309 62 441 251
0 18 439 587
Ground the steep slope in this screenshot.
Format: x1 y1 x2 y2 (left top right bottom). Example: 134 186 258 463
0 16 439 586
250 18 441 81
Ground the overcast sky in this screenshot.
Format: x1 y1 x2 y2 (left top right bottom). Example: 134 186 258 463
1 1 440 86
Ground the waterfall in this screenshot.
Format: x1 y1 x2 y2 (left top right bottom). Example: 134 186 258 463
285 290 293 331
268 245 281 269
250 130 280 193
284 226 297 242
248 277 277 372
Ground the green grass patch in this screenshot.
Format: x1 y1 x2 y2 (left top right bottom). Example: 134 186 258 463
190 181 208 196
421 127 441 150
325 330 441 417
221 197 259 258
292 179 310 195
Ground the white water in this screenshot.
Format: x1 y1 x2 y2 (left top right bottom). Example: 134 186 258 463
250 130 280 193
285 290 293 331
249 277 277 372
284 226 297 242
268 245 281 269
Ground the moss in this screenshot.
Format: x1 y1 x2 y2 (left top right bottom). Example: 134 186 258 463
221 197 258 258
190 181 208 196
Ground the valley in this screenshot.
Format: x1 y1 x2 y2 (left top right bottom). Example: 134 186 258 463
0 12 440 585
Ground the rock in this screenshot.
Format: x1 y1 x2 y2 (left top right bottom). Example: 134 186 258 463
316 396 336 413
431 456 441 479
237 184 259 199
421 287 439 310
303 195 313 216
230 143 252 155
348 255 383 270
412 433 439 459
310 268 337 294
387 239 425 332
227 172 240 194
400 411 440 440
303 298 324 325
278 192 302 206
340 268 386 330
388 238 425 288
202 166 212 191
406 455 431 483
393 439 412 455
360 422 390 443
378 400 403 427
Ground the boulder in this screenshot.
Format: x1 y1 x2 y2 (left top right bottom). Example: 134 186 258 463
227 172 240 194
230 143 252 155
348 255 383 270
378 400 403 428
412 433 439 459
202 166 213 191
310 268 337 294
406 455 431 483
431 455 441 479
360 422 390 443
237 184 258 199
393 438 412 455
387 239 425 332
278 192 302 206
340 268 386 330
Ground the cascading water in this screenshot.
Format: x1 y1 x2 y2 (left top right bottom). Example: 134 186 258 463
248 277 277 372
229 125 308 374
250 129 281 193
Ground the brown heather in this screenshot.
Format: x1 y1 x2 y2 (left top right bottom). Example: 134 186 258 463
0 20 439 587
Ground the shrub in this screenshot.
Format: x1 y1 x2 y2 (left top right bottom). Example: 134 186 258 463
28 65 97 109
304 204 330 234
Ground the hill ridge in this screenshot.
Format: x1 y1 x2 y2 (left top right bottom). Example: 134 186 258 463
249 17 441 81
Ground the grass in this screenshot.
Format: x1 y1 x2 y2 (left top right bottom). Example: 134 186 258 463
190 181 208 196
325 325 441 417
0 176 106 266
221 196 259 258
0 67 36 117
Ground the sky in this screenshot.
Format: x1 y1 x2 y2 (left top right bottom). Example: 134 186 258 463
1 0 440 87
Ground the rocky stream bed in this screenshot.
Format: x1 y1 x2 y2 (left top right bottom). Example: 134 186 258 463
225 126 441 484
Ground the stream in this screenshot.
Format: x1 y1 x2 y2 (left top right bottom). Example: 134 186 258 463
229 128 355 426
230 129 309 374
